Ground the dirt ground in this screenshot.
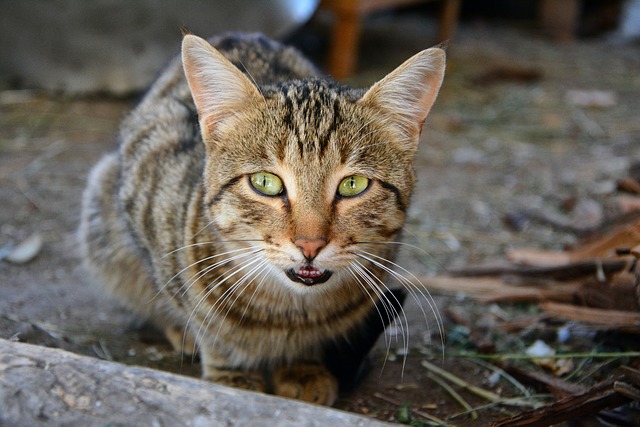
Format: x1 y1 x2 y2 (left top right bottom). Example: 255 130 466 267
1 13 640 426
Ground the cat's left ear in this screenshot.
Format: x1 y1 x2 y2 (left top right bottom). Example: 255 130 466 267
182 34 262 143
359 48 445 141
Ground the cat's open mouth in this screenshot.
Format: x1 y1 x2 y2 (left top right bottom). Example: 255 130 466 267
285 266 333 286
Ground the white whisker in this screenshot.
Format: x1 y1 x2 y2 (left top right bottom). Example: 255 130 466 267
191 218 218 238
150 246 261 304
345 117 377 148
235 58 267 104
180 251 263 357
354 249 445 355
234 57 281 136
351 260 410 376
209 259 271 345
162 240 263 258
346 265 392 350
190 255 265 355
177 248 261 297
239 263 275 323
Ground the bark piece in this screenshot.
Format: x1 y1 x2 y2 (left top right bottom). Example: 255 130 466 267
538 302 640 333
450 259 628 280
420 275 580 303
617 177 640 195
617 194 640 214
504 365 587 398
490 367 640 427
575 272 640 311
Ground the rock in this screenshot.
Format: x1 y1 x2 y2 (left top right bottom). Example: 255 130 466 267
0 339 393 427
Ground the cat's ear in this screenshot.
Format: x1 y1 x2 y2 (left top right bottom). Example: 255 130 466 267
359 48 445 141
182 34 262 142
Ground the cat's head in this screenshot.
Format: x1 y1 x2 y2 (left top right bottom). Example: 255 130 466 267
182 35 444 293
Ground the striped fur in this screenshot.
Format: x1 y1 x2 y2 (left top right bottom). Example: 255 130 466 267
79 33 445 405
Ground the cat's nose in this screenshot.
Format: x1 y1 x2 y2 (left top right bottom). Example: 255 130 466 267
294 238 326 261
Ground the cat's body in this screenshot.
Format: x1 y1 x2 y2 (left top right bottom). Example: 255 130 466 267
79 33 444 405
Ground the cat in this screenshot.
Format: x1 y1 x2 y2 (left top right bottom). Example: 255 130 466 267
79 32 445 406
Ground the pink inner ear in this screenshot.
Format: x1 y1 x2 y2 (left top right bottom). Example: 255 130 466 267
201 114 217 139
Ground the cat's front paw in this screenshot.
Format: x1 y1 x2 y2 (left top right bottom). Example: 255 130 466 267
204 368 267 393
272 363 338 406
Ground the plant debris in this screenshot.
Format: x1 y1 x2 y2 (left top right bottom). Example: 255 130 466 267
490 366 640 426
417 164 640 424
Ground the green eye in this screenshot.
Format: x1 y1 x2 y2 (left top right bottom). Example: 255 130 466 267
250 172 284 196
338 175 369 197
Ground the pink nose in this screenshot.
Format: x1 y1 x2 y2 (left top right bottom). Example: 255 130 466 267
294 238 326 261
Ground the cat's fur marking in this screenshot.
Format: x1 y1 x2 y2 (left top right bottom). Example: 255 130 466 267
79 32 445 405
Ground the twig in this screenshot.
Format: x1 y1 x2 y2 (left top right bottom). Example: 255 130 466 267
539 302 640 333
448 396 549 421
421 360 501 402
449 259 628 281
372 392 454 426
470 359 532 398
450 351 640 362
15 177 44 213
425 371 478 419
489 374 633 427
504 364 586 397
613 381 640 401
421 360 536 408
417 275 579 303
621 366 640 384
618 177 640 195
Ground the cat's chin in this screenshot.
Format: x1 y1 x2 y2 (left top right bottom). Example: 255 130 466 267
285 266 333 286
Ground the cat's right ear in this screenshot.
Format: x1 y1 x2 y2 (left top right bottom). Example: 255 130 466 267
359 47 445 144
182 35 262 144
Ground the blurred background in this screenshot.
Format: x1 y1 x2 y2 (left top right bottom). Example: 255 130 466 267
2 1 640 425
1 0 639 93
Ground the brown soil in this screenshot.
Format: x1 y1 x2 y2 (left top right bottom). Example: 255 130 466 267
1 16 639 426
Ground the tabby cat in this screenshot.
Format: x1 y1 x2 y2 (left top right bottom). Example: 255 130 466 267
79 33 445 405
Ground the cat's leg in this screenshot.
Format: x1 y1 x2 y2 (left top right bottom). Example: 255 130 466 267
79 153 192 353
272 363 338 405
164 325 197 356
199 345 267 392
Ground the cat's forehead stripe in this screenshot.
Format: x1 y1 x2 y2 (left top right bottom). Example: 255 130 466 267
272 80 349 159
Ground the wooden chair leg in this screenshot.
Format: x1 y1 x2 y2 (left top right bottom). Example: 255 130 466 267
438 0 461 43
327 10 361 80
539 0 579 41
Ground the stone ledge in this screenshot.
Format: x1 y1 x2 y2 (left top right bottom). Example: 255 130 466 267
0 338 393 427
